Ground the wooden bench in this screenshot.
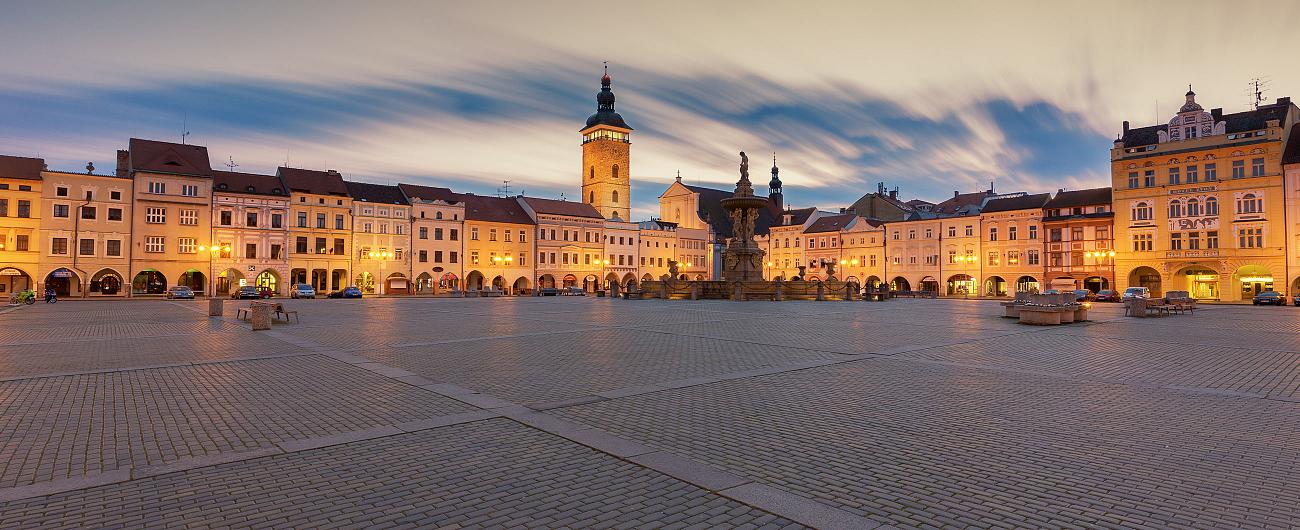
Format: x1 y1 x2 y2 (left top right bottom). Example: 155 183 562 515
273 303 299 323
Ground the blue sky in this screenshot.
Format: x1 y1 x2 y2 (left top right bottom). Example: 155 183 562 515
2 1 1297 220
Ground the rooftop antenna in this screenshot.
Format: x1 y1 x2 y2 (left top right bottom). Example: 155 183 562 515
224 156 239 172
1246 77 1271 109
496 180 511 198
181 113 191 145
559 192 567 201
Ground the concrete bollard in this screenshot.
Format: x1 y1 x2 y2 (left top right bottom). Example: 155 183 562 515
690 284 699 301
774 281 784 302
208 298 223 317
250 304 272 331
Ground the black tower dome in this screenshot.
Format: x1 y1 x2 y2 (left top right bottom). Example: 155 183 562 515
584 66 633 130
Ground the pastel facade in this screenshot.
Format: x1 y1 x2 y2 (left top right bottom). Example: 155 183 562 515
1042 188 1115 293
461 195 534 293
603 219 641 288
281 167 353 293
401 184 465 294
37 168 133 297
211 171 290 296
884 218 942 293
521 196 605 291
980 193 1050 294
346 181 411 295
1285 124 1300 294
124 139 213 296
0 156 44 295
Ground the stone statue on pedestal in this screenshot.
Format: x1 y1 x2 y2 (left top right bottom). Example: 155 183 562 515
720 151 768 282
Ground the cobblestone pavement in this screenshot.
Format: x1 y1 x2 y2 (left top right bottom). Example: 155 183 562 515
0 296 1296 528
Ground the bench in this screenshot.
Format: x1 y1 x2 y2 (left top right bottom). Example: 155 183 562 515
539 287 561 296
273 303 299 323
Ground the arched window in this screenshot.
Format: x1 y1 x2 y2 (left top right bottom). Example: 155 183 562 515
589 191 594 203
1186 199 1199 217
1168 200 1182 218
1205 197 1218 216
589 166 595 180
1237 193 1263 214
435 211 443 220
1132 201 1152 221
612 164 620 180
612 190 619 204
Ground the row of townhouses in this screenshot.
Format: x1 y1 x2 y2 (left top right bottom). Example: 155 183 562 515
2 76 1299 302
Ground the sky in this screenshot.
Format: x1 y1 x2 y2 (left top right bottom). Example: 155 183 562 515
2 0 1298 221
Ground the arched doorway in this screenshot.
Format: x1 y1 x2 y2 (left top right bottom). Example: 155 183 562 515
583 274 598 291
440 272 460 290
1127 267 1161 297
512 276 530 295
984 275 1007 297
217 269 245 295
1174 267 1219 300
640 273 653 283
386 273 409 295
1015 275 1040 294
0 267 33 295
290 268 308 288
1082 276 1108 293
90 268 124 296
44 268 81 297
538 274 556 289
492 275 506 293
132 270 168 295
330 269 347 291
622 273 637 291
178 269 206 293
865 275 881 288
255 270 279 295
465 271 484 290
946 274 974 296
919 276 939 295
604 272 619 290
415 272 434 293
1232 265 1274 300
562 274 578 288
355 272 376 294
890 276 910 291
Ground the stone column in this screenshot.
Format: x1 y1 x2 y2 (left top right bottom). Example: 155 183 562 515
732 282 743 301
774 280 784 302
659 281 668 299
690 284 699 300
815 282 825 301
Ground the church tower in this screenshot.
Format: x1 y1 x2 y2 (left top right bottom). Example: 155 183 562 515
580 65 632 220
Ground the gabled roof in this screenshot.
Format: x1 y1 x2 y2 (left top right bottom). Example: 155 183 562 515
981 192 1051 213
462 194 536 225
399 183 463 204
128 138 212 177
344 181 408 205
212 170 288 197
681 183 783 238
277 167 349 196
804 213 857 233
522 197 603 219
0 155 44 181
1284 123 1300 165
773 207 818 227
933 190 995 215
1121 97 1293 148
1044 187 1111 209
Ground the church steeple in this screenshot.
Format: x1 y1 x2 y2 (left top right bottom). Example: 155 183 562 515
768 152 783 210
581 63 633 220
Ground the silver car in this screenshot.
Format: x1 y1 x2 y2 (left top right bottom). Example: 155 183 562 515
291 284 316 299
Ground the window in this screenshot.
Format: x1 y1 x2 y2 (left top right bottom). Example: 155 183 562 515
1251 158 1265 177
296 237 308 254
220 211 233 226
363 223 372 233
1008 226 1017 240
179 209 198 225
987 251 999 266
181 184 199 197
1049 252 1062 268
988 227 997 241
1050 228 1062 242
106 239 121 256
245 243 257 258
246 212 258 227
470 227 479 240
271 244 282 259
14 235 28 251
146 207 166 224
908 230 915 239
449 251 458 263
612 190 619 204
948 226 956 237
519 230 527 243
1132 202 1152 221
110 190 122 201
297 212 307 227
55 186 68 197
435 211 443 220
1206 230 1219 249
1236 193 1263 215
1132 233 1153 252
1188 231 1201 250
1168 200 1182 218
450 228 459 241
333 239 345 255
434 250 444 263
81 206 96 220
51 237 68 255
1096 226 1109 241
1007 250 1020 265
504 230 512 242
471 251 479 264
75 238 94 256
1170 233 1183 250
147 181 165 194
145 236 164 253
316 213 326 228
0 199 5 216
1127 172 1139 189
1186 165 1198 183
1205 163 1217 181
489 228 497 241
1071 227 1084 241
1238 227 1263 248
335 215 345 230
1232 160 1245 179
420 227 428 239
272 213 282 228
1143 170 1155 187
965 225 973 237
1168 167 1180 185
924 228 933 239
53 204 69 218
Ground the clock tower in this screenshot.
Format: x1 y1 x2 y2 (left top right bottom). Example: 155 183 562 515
580 66 632 220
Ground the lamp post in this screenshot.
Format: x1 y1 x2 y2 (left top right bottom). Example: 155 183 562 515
1086 250 1116 292
366 250 393 294
765 261 774 280
491 255 513 294
200 243 232 296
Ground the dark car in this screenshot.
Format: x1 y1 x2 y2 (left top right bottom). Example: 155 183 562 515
1072 289 1093 302
1294 294 1300 307
1252 291 1286 306
231 286 262 300
165 286 195 300
328 286 363 299
1094 289 1121 302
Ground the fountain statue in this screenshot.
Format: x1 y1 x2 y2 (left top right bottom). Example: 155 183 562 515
720 151 768 281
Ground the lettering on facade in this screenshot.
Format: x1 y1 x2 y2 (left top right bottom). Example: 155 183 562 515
1169 186 1216 195
1165 249 1221 258
1167 217 1218 231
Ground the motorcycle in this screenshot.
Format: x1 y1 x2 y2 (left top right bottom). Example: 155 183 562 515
12 290 36 305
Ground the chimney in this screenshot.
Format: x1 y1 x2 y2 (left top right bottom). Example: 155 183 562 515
839 207 846 213
115 149 130 178
1058 188 1064 194
889 189 898 200
1122 121 1129 135
1278 97 1291 107
1211 108 1223 120
327 170 340 176
953 190 960 198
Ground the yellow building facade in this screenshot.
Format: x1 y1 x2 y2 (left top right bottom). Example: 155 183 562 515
346 181 411 295
979 193 1049 295
211 171 290 296
124 139 213 296
1112 91 1297 301
0 155 44 296
38 167 133 297
280 167 353 293
521 197 606 291
401 184 465 294
462 194 535 293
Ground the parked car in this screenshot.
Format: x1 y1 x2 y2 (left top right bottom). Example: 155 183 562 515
328 286 363 299
1252 290 1287 306
231 286 263 300
1042 289 1060 295
291 284 316 299
257 286 275 298
1122 286 1149 300
1094 289 1121 302
1072 289 1093 302
165 286 195 299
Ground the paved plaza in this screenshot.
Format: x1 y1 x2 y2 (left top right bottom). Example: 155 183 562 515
1 297 1298 529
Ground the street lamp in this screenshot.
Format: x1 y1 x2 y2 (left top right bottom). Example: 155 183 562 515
765 261 774 280
199 244 233 295
491 255 513 293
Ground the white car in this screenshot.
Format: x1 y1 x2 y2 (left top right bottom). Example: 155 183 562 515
1122 286 1149 300
290 284 316 299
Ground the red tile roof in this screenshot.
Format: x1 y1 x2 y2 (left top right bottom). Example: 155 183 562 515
127 138 212 177
1044 187 1111 209
522 197 603 219
803 213 858 233
277 167 349 196
0 155 44 181
212 170 288 197
399 183 463 204
981 193 1051 213
345 181 408 205
462 194 535 225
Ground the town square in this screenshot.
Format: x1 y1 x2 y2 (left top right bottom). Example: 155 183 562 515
4 1 1300 528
